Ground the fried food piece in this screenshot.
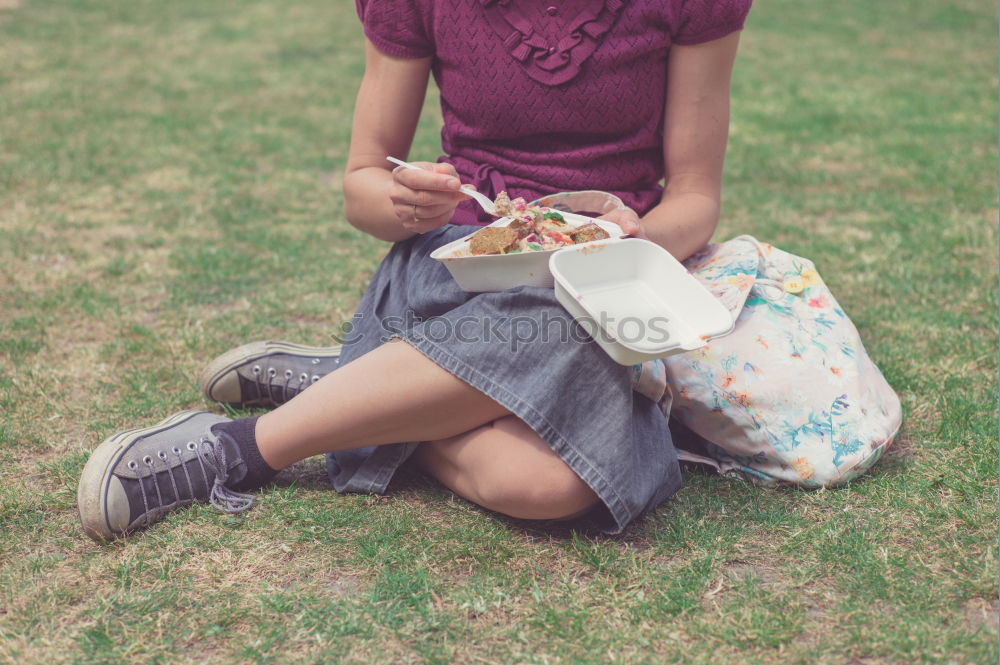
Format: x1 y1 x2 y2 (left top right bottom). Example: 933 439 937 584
507 217 534 239
469 226 520 255
569 222 610 244
493 191 514 217
493 191 528 218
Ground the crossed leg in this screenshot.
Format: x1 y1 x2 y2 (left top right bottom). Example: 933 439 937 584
254 340 599 520
413 416 599 520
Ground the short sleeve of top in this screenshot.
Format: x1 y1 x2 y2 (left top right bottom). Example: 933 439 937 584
355 0 433 59
670 0 753 46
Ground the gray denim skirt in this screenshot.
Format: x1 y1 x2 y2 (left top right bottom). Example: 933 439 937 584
326 225 682 533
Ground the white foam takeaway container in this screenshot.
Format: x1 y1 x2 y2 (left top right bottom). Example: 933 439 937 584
548 238 735 365
430 213 624 292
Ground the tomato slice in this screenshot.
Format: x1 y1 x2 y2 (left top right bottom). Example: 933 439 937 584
545 231 574 246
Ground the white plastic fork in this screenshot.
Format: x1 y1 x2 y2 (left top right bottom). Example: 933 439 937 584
387 156 497 216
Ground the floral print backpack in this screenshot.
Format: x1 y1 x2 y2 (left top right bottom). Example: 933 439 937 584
661 235 902 488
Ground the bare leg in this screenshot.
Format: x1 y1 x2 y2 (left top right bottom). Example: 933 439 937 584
255 340 510 469
255 340 599 520
413 416 600 520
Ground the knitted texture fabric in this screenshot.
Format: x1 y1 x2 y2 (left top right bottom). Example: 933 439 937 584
356 0 752 224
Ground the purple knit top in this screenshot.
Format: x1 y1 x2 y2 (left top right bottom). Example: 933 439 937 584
356 0 752 225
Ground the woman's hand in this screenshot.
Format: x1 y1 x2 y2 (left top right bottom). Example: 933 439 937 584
598 207 648 240
390 162 466 234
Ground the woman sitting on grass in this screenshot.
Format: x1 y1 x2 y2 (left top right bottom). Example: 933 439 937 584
77 0 753 541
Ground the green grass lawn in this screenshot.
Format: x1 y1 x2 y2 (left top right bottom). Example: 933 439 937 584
1 1 996 663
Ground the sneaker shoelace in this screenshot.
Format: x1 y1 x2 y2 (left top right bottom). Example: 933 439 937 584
251 364 321 404
129 431 255 525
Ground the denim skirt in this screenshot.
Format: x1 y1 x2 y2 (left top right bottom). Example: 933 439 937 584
326 225 682 534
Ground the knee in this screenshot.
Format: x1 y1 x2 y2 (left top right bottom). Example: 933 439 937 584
474 462 600 521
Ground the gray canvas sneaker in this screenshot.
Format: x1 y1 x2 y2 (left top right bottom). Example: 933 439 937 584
77 411 256 542
199 341 341 408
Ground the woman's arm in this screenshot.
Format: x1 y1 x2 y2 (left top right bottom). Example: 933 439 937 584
343 40 466 242
606 33 742 261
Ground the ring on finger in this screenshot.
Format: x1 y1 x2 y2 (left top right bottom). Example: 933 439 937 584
412 204 419 222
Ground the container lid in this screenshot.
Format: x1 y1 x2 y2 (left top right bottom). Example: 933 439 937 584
548 238 734 355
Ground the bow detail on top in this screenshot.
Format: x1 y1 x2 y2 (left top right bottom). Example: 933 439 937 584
481 0 629 86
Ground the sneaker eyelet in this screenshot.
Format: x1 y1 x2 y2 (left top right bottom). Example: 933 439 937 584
267 367 277 377
142 456 153 465
284 369 293 378
157 451 168 460
172 447 182 455
252 365 262 375
311 358 320 364
186 441 197 451
127 460 138 470
311 375 320 383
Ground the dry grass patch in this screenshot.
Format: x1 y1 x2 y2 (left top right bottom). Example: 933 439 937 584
964 597 1000 635
0 1 995 664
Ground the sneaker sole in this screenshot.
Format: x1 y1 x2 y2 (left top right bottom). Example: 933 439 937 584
198 341 342 407
77 410 206 542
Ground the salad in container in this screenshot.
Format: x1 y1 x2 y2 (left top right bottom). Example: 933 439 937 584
430 192 624 292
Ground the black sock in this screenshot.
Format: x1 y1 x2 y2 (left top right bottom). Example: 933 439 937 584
212 417 279 492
